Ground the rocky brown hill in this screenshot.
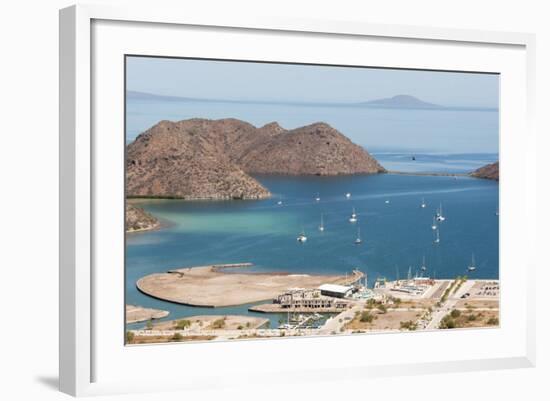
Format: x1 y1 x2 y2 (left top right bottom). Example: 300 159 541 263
126 119 271 199
126 204 160 232
126 118 384 199
471 161 499 181
237 122 385 175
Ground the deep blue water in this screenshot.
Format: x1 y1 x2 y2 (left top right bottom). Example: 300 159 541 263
126 169 499 329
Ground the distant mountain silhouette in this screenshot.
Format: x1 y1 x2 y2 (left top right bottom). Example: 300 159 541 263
358 95 441 109
127 91 496 111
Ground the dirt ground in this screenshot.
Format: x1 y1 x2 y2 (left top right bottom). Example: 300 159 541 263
128 334 216 344
455 299 499 309
151 315 269 331
137 265 361 307
125 304 169 324
345 309 424 331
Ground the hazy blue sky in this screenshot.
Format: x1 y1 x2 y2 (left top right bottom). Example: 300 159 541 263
127 57 499 108
126 56 499 153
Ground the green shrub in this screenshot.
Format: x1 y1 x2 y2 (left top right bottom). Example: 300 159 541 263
360 311 374 323
450 309 461 318
211 318 226 329
126 331 135 344
377 304 387 314
175 319 191 330
400 320 417 331
171 332 183 341
487 317 499 326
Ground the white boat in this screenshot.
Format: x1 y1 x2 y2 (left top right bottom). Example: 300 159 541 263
431 216 437 230
277 200 283 205
315 192 321 202
318 214 325 232
433 229 440 244
467 254 477 271
436 203 446 222
345 192 351 199
297 228 307 242
349 207 357 223
421 198 426 208
354 227 362 244
420 255 427 271
385 200 390 204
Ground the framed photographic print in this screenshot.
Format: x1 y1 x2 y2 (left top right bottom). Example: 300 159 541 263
60 4 536 397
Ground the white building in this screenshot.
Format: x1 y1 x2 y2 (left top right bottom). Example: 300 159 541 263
319 284 353 298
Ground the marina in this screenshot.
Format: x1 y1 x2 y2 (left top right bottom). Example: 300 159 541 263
126 169 498 334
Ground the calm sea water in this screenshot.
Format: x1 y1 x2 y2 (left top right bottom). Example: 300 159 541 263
126 98 498 153
125 98 499 329
126 170 499 329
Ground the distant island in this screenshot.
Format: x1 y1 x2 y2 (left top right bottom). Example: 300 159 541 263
126 118 385 200
127 91 496 112
471 161 499 181
358 94 440 109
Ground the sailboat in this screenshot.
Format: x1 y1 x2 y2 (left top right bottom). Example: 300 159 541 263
345 192 351 199
420 255 427 271
277 195 283 206
431 216 437 230
436 203 446 222
433 229 440 244
297 228 307 242
467 254 477 271
354 227 362 244
318 214 325 232
349 207 357 223
315 192 321 202
421 198 427 208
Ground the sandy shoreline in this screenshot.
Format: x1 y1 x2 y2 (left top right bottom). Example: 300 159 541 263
125 304 169 324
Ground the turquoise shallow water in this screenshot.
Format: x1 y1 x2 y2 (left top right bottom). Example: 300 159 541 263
126 166 499 329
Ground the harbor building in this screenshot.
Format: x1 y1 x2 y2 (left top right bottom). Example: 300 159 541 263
319 284 353 298
274 288 348 309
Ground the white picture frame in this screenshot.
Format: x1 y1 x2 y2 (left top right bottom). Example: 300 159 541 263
59 4 536 397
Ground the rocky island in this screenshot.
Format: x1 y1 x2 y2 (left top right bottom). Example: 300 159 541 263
126 204 160 232
471 161 499 181
126 118 384 199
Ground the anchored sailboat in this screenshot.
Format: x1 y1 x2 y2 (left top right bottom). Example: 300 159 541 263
345 192 351 199
354 227 362 244
431 216 437 230
421 198 426 208
467 254 477 271
420 255 427 271
297 228 307 242
349 207 357 223
318 214 325 232
433 229 440 244
315 192 321 202
436 203 446 222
